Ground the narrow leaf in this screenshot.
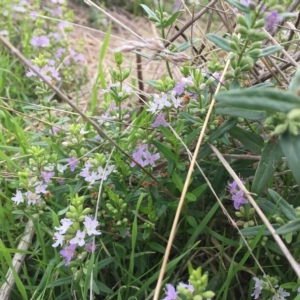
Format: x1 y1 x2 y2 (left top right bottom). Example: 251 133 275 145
152 140 177 161
208 118 238 142
275 219 300 235
258 45 283 57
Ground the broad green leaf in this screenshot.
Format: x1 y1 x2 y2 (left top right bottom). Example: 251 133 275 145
275 219 300 235
191 183 207 198
240 224 280 236
280 132 300 186
251 140 283 195
206 33 233 52
258 198 280 215
186 192 197 202
215 89 300 113
268 189 297 221
208 118 238 142
258 45 283 57
152 140 177 161
214 103 268 120
229 126 264 153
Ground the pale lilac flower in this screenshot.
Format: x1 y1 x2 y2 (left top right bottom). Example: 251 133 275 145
251 277 263 299
41 66 61 81
48 32 62 42
85 171 101 184
232 189 248 209
83 216 101 236
171 91 182 108
30 35 50 47
163 284 178 300
26 190 41 205
181 76 193 87
52 7 62 16
0 30 9 36
55 218 73 234
11 190 24 205
159 93 172 109
125 231 131 238
67 157 79 172
51 0 65 3
178 282 194 293
69 49 85 63
70 230 86 246
41 171 55 183
272 287 290 300
86 242 97 253
265 11 280 31
57 178 65 185
58 21 70 30
57 163 67 173
52 232 64 247
97 165 115 180
228 180 238 194
34 181 48 194
147 101 159 114
152 112 167 128
60 244 76 266
172 0 181 13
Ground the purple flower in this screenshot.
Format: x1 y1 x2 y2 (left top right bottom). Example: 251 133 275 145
26 65 61 82
232 190 248 210
163 284 178 300
26 190 41 205
70 230 86 246
67 157 79 172
30 35 50 47
251 277 264 299
152 112 167 128
56 47 65 59
34 181 48 194
265 10 280 31
51 7 62 16
143 151 160 167
172 81 185 95
86 242 97 253
69 49 85 63
83 216 102 236
58 21 69 30
41 171 55 183
60 244 76 266
125 231 131 238
228 180 238 194
11 190 24 205
56 178 65 185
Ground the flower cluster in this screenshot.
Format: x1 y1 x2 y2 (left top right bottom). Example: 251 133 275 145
80 161 115 185
147 92 181 114
130 144 160 167
11 180 48 205
228 180 248 210
52 215 101 265
252 276 290 300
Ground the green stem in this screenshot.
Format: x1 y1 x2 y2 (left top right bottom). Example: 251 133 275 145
161 29 173 79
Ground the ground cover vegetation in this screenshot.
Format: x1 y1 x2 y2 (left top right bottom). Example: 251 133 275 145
1 0 300 299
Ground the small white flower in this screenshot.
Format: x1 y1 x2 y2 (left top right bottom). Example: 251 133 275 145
52 232 64 247
44 163 55 171
57 163 68 173
70 230 86 247
11 190 24 205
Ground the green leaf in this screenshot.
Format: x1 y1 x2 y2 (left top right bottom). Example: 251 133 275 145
208 118 238 142
172 171 183 191
149 242 167 253
280 132 300 186
229 126 264 153
258 45 283 57
275 219 300 235
240 224 280 236
177 38 201 52
140 4 159 21
186 216 197 228
289 65 300 93
186 192 197 202
258 198 280 215
191 183 207 198
152 140 177 161
225 0 251 12
251 140 283 195
214 103 268 120
164 10 184 27
215 89 300 114
206 33 233 52
268 189 297 221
